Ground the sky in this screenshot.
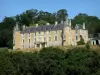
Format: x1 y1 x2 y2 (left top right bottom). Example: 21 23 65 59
0 0 100 22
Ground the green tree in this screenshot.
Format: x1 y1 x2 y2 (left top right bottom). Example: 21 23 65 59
72 13 100 33
71 13 88 28
57 9 68 23
38 20 47 25
37 11 56 24
0 17 16 48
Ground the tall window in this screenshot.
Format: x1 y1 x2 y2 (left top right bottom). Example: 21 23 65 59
29 39 30 43
23 39 24 44
55 36 57 41
44 37 46 41
76 36 78 40
49 37 51 41
35 38 36 42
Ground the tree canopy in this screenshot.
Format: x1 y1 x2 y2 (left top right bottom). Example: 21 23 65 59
0 47 100 75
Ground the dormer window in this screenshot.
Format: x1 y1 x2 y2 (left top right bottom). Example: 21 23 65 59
55 36 57 41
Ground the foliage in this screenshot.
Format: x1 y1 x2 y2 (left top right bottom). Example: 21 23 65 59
57 9 68 23
0 47 100 75
64 48 100 75
85 42 90 49
38 20 47 25
77 35 85 45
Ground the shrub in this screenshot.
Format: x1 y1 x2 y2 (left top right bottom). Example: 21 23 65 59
64 48 100 75
77 35 85 45
85 42 90 49
0 47 100 75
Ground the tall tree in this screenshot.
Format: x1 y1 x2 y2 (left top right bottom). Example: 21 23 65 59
37 11 56 24
57 9 68 23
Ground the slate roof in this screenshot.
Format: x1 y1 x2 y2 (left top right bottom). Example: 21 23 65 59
21 24 64 33
75 24 83 29
89 33 100 39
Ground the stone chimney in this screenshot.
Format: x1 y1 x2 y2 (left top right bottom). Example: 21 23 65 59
64 17 68 25
15 22 19 31
55 21 58 25
69 19 71 26
83 22 85 29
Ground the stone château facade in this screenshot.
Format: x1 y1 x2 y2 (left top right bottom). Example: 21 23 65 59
13 17 88 49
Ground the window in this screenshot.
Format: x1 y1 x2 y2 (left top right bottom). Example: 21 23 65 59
55 36 57 41
44 37 46 41
29 39 30 43
76 36 78 40
49 37 51 41
35 38 36 42
23 39 24 44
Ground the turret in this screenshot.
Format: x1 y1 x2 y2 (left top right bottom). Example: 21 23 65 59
14 22 19 31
